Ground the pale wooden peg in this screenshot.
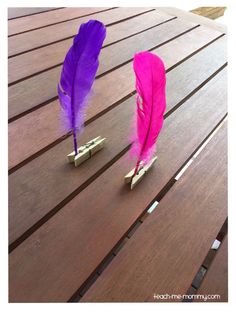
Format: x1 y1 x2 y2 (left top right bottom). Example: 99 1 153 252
90 137 106 156
67 144 87 163
74 148 91 167
124 156 158 189
67 136 106 167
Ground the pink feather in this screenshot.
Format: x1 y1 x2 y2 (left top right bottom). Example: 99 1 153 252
131 51 166 175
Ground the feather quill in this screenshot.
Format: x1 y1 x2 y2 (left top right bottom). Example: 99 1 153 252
131 51 166 175
58 20 106 155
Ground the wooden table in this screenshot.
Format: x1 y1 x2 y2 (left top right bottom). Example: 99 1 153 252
8 7 228 302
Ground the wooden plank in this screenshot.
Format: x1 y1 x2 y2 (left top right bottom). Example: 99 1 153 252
96 18 196 76
8 17 195 83
9 11 173 61
8 7 154 56
8 26 224 169
9 36 227 245
158 7 226 33
207 10 226 20
190 7 226 20
7 15 197 120
8 7 60 20
194 236 228 302
8 7 111 35
8 24 222 119
8 10 172 57
9 69 227 302
8 12 174 82
81 121 227 302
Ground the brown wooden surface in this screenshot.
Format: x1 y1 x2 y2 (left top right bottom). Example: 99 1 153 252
81 122 227 302
9 69 227 302
9 7 227 303
191 7 226 20
194 236 228 302
8 24 222 121
9 17 195 83
8 7 60 20
8 7 154 56
9 36 227 246
8 7 111 35
9 10 172 57
158 7 227 33
8 26 223 170
8 34 226 121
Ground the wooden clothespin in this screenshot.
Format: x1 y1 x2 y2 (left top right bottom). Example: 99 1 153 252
124 156 157 189
67 136 106 167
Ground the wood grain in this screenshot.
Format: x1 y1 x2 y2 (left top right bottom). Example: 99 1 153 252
190 7 226 20
96 18 197 77
158 7 227 33
8 26 224 169
9 69 227 302
7 15 195 120
194 235 228 302
8 7 111 35
81 122 227 302
8 7 60 20
9 10 172 57
8 7 154 57
8 36 226 119
8 17 195 83
9 36 227 245
7 10 173 118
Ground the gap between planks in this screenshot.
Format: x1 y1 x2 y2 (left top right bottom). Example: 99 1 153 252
9 69 227 301
68 116 227 301
9 15 192 123
8 29 228 252
183 218 228 302
8 15 183 85
9 144 131 252
8 58 227 176
8 8 117 36
8 7 65 21
175 116 227 180
8 8 159 55
96 24 200 80
9 21 208 172
9 70 227 251
8 31 225 124
8 8 157 56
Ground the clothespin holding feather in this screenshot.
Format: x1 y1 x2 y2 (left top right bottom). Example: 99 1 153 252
58 20 106 167
125 51 166 189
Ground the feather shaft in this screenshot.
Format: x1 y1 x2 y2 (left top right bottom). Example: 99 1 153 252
133 160 141 176
70 83 78 155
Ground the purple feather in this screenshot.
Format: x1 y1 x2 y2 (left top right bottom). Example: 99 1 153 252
58 20 106 155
